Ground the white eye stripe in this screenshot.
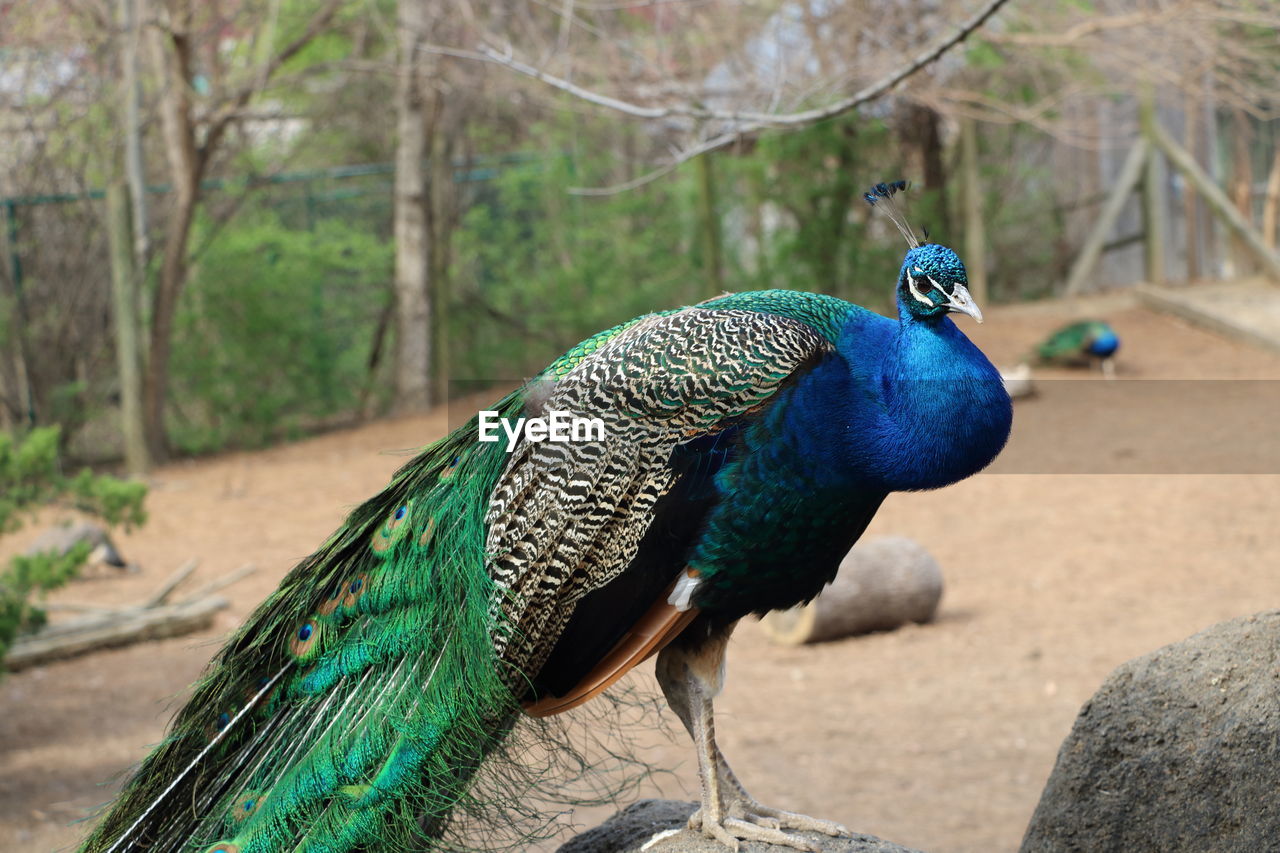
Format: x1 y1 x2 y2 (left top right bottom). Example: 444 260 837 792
906 273 936 306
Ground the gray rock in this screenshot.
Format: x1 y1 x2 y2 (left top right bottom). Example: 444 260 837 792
760 537 943 645
25 520 130 570
557 800 922 853
1020 610 1280 853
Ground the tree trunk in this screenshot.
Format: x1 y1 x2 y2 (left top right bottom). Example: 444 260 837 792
911 104 950 238
428 99 454 405
143 195 195 463
1139 89 1167 286
121 0 149 269
1201 71 1222 277
106 183 150 474
145 12 201 462
3 201 36 427
392 0 432 413
696 154 724 299
1183 89 1201 281
113 0 150 473
1064 138 1149 296
1262 146 1280 250
135 0 344 456
1230 109 1254 275
960 116 987 303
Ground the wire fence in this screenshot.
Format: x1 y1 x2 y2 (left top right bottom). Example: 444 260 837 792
0 157 537 456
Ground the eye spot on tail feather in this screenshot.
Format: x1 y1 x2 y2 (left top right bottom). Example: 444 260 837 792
371 501 414 554
417 517 437 549
342 574 368 609
289 619 322 659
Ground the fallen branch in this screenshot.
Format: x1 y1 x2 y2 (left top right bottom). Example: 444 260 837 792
6 561 256 671
142 557 200 608
7 596 229 670
178 563 257 603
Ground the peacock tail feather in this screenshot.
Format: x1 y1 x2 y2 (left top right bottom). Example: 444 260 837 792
81 394 527 853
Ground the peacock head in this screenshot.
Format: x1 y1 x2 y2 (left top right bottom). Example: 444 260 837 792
863 180 984 325
897 243 983 324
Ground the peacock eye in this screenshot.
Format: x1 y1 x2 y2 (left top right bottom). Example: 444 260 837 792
394 506 407 520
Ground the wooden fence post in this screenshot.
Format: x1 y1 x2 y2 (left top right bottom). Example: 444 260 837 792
1064 138 1148 296
1139 91 1167 285
1148 118 1280 282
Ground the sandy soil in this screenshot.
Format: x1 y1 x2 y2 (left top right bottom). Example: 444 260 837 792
3 293 1280 853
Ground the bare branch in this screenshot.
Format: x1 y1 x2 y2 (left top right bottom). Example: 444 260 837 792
427 0 1010 195
438 0 1011 130
204 0 346 147
567 129 740 195
984 8 1180 47
427 44 671 119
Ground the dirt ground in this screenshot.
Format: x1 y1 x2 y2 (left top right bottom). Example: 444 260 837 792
3 292 1280 853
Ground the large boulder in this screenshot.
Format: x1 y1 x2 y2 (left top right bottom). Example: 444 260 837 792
557 800 922 853
760 536 943 645
1021 610 1280 852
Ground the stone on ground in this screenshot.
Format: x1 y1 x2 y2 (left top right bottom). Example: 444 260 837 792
1021 610 1280 852
557 800 922 853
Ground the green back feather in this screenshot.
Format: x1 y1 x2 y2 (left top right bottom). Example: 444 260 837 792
697 290 864 343
1036 320 1111 362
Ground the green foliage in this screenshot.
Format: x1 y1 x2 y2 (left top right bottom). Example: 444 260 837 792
0 426 148 672
724 116 908 310
450 141 704 383
975 124 1072 301
448 112 938 387
169 210 393 453
0 543 92 660
966 39 1006 70
0 426 62 533
68 468 148 528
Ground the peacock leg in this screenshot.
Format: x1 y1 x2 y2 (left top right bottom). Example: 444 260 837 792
656 627 845 852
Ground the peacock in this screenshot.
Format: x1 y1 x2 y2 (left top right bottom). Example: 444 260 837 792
1034 319 1120 378
80 181 1012 853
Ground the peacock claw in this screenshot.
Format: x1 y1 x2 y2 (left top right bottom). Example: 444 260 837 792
688 805 829 852
740 802 849 837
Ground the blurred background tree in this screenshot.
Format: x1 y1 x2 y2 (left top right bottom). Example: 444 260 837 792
0 426 147 672
2 0 1279 466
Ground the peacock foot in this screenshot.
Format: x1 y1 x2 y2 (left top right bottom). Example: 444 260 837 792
687 799 847 852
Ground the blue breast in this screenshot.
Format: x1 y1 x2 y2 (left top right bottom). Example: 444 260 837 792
685 304 1011 618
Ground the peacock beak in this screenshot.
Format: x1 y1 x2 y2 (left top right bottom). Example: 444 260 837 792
942 284 984 324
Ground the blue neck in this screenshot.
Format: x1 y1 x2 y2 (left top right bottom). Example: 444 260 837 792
822 312 1012 492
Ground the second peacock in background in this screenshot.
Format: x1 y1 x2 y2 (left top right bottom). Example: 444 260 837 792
1035 319 1121 377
